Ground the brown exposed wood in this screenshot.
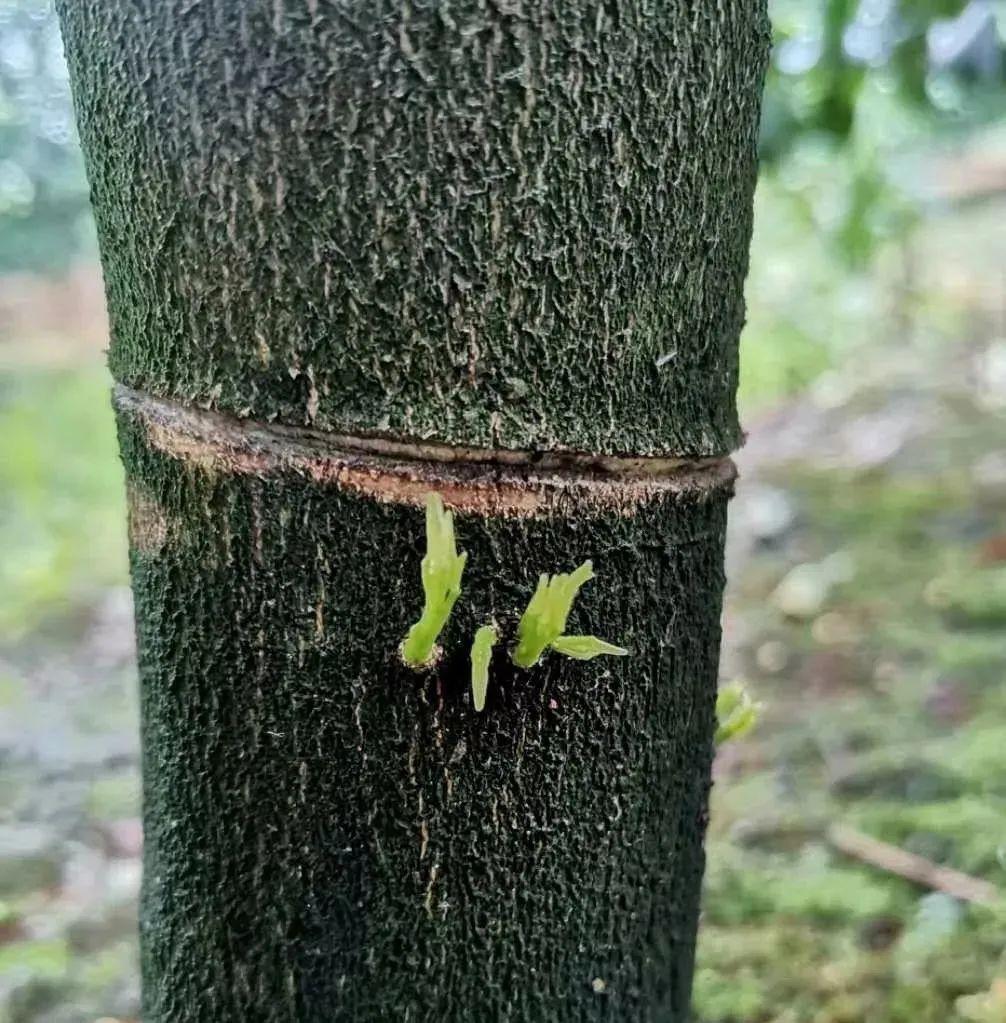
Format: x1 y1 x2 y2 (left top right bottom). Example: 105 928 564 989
117 385 737 518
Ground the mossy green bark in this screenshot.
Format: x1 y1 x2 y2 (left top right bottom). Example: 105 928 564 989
57 1 769 1018
57 0 769 457
120 408 731 1021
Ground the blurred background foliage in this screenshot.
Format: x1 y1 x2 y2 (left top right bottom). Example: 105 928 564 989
0 2 1004 1022
744 0 1005 405
0 0 91 274
763 0 1002 260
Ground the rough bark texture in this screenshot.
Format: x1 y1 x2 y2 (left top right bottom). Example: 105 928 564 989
120 403 731 1022
57 1 769 1019
57 1 768 457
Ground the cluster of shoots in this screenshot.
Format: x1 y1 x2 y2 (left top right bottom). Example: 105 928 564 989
512 562 627 668
715 681 761 745
400 494 628 711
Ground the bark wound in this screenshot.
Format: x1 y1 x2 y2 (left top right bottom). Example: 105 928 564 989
126 481 170 555
117 386 737 519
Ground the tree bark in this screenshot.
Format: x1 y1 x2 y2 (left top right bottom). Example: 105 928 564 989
57 3 769 1021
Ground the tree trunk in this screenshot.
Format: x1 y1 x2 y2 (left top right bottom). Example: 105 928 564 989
57 3 769 1021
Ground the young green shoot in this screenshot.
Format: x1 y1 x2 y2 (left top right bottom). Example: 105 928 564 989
715 681 761 745
470 624 498 712
400 493 467 668
512 560 628 669
551 635 628 660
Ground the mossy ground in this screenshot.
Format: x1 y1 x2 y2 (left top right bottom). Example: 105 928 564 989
696 438 1006 1020
694 195 1006 1022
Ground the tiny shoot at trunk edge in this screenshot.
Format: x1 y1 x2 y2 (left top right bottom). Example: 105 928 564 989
715 681 761 744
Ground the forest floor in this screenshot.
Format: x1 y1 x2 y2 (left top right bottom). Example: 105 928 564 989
1 194 1004 1022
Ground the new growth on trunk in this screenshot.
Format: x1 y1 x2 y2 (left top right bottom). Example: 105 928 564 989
57 2 770 1019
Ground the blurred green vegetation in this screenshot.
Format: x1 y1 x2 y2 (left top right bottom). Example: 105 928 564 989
742 0 1005 409
0 0 93 274
694 292 1006 1019
763 0 1002 263
0 369 126 641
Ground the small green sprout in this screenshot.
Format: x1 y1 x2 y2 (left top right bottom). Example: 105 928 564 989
400 493 467 668
470 624 498 712
551 635 629 660
715 681 761 745
512 560 628 669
